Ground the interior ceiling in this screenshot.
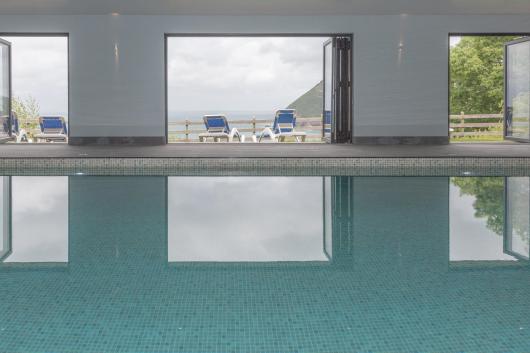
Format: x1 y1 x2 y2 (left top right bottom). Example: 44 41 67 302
0 0 529 15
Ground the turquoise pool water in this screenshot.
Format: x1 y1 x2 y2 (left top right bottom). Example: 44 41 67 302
0 175 529 352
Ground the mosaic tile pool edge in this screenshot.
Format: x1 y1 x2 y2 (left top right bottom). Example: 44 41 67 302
1 157 530 176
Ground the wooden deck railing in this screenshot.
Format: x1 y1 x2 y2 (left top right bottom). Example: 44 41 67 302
168 117 325 142
449 113 503 139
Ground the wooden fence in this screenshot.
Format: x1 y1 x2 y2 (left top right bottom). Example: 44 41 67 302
449 113 503 139
168 117 325 142
16 114 505 141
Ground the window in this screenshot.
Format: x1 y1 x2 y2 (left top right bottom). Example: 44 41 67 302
449 34 529 143
166 35 352 144
0 35 68 144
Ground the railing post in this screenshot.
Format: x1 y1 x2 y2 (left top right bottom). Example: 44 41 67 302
185 119 189 142
252 117 256 135
321 113 324 138
460 112 465 131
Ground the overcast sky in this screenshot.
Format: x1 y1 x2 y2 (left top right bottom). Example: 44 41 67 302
167 37 327 115
1 36 68 117
450 36 461 47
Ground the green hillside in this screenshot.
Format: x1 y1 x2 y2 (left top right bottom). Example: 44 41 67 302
287 80 323 118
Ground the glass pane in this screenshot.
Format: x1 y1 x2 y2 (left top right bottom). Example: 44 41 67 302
0 42 9 138
323 41 333 141
505 177 530 259
506 40 530 139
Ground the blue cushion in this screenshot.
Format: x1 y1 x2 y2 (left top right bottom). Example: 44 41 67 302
273 111 296 134
204 116 229 133
40 117 67 133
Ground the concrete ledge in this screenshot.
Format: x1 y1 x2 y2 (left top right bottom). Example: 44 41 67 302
353 136 449 145
69 136 166 145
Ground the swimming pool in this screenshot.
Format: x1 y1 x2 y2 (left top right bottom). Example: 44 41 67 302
0 174 529 352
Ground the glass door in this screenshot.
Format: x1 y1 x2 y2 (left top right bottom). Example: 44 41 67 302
505 38 530 142
322 37 352 144
323 39 333 143
0 39 11 141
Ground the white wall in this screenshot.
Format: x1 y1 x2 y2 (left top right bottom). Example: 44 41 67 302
0 14 528 138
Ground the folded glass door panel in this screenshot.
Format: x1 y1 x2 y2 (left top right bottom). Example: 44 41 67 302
505 38 530 141
0 39 11 140
323 39 333 143
322 37 352 144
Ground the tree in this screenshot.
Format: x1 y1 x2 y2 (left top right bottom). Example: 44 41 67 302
11 96 40 130
450 36 518 115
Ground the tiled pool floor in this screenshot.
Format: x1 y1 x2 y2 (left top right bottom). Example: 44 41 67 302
1 175 530 352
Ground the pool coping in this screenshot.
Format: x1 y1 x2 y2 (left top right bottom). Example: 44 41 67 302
1 156 530 176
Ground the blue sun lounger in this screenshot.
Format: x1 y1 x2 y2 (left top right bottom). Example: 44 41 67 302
259 109 306 142
34 116 68 143
198 115 243 142
0 114 12 143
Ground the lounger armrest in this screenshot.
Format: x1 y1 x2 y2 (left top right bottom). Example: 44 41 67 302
228 128 241 142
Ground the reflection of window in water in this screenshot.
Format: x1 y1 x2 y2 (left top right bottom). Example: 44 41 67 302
168 177 327 262
0 177 10 261
451 177 530 267
2 177 68 264
505 177 530 260
450 177 516 264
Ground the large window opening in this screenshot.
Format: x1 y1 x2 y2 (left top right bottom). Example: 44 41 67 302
449 34 529 143
0 35 68 144
166 35 352 144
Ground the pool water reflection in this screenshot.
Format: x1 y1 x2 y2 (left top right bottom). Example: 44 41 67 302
0 176 529 352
